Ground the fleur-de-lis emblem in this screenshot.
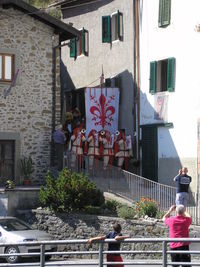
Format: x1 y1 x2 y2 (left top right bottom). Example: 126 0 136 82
90 93 115 128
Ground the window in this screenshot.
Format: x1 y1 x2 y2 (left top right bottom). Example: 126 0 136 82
149 57 175 94
0 53 15 82
70 28 88 58
102 10 123 43
158 0 171 27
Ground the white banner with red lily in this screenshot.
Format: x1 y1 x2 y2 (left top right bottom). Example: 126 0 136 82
85 87 119 136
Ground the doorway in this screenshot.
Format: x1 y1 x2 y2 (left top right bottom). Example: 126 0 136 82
141 126 158 182
0 140 15 185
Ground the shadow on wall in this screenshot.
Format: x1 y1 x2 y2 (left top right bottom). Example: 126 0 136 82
140 90 182 187
62 0 114 19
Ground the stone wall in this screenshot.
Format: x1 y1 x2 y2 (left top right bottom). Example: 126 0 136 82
19 209 200 260
0 7 61 184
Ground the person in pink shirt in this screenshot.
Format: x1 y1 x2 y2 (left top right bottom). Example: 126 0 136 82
162 205 192 267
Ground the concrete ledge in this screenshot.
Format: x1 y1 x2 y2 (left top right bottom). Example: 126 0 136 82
0 186 41 216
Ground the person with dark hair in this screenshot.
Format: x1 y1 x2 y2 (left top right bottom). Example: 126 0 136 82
163 205 192 267
88 223 129 267
52 124 66 171
174 167 192 207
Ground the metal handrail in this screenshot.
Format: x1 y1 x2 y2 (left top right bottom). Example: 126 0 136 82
0 238 199 266
64 152 199 225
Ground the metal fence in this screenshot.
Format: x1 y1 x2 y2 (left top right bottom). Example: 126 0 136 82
1 238 200 266
63 152 199 225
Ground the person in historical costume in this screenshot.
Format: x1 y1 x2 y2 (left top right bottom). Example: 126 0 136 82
99 130 112 170
114 130 132 171
69 127 86 170
87 129 100 170
63 111 73 148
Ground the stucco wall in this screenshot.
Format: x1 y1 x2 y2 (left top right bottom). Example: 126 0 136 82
0 7 61 184
61 0 135 136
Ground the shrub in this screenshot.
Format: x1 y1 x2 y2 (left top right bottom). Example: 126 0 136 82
83 205 102 215
102 200 119 214
136 197 158 218
39 168 105 212
117 204 136 219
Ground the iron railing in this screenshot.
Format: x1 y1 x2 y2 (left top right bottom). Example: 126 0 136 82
63 152 199 225
0 238 200 266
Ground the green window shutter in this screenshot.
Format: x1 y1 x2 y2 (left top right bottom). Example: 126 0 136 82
149 61 157 94
158 0 171 27
167 57 175 92
70 38 76 58
102 16 111 43
117 10 123 40
81 28 85 55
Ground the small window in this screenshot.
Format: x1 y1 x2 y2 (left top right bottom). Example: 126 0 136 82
149 58 175 94
70 28 88 58
102 11 123 43
158 0 171 27
0 53 15 82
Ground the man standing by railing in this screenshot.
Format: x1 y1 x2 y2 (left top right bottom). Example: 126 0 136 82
163 204 192 267
174 167 192 207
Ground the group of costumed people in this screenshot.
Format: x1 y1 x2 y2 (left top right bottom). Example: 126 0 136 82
68 126 132 171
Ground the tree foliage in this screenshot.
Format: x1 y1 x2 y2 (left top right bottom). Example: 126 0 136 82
24 0 61 19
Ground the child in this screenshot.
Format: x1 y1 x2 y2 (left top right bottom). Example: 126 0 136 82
88 223 129 267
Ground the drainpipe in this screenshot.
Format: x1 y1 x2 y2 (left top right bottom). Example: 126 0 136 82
134 0 140 163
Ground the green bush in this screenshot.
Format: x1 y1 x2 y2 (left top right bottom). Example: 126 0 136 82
136 197 158 218
39 168 105 212
102 200 119 214
83 205 102 215
117 204 136 219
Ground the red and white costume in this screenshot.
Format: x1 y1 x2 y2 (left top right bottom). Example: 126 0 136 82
99 130 111 169
87 129 100 170
69 127 86 169
114 131 132 170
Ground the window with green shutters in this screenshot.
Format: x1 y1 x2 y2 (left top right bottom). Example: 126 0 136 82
158 0 171 27
102 11 123 43
69 28 88 58
149 57 175 93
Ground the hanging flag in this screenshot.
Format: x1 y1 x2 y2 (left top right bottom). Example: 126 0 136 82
85 87 120 136
3 69 19 99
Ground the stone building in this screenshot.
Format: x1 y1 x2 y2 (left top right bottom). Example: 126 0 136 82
0 0 80 185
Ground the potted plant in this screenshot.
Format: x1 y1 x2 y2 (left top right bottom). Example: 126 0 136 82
20 156 34 186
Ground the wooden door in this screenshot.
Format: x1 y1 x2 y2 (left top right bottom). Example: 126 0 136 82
142 126 158 182
0 141 15 185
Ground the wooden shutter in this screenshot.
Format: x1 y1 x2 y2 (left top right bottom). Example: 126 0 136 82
158 0 171 27
167 57 175 92
81 28 85 55
102 16 111 43
70 38 76 58
149 61 157 94
117 10 123 40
